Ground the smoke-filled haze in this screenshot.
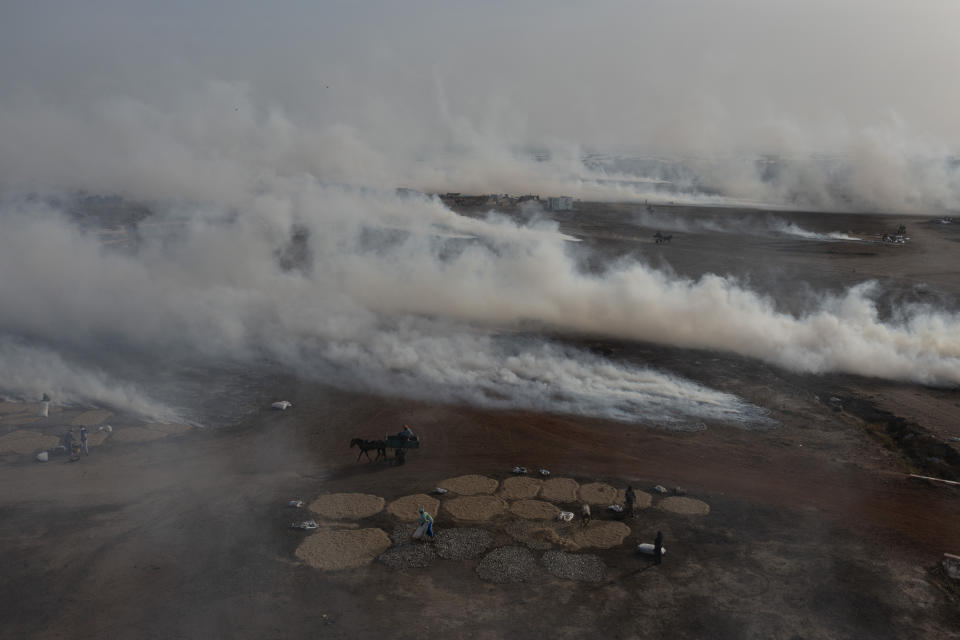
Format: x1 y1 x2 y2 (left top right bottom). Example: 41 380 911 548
2 1 960 423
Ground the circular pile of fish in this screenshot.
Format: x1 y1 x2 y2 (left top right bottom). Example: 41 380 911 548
541 551 606 582
476 546 541 583
434 527 495 560
378 543 437 569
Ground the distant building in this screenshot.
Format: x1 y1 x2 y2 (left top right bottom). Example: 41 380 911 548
547 196 573 211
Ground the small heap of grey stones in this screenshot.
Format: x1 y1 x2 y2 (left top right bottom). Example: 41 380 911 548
389 523 418 546
378 543 437 569
435 528 494 560
541 551 606 582
476 546 541 583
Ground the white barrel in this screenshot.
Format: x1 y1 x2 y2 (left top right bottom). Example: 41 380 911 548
40 401 49 417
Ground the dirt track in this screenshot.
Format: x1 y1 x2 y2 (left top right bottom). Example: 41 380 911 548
1 204 959 639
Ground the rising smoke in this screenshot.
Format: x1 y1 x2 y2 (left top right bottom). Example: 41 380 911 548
1 2 959 424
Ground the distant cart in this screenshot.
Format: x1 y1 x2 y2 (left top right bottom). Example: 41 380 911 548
385 435 420 465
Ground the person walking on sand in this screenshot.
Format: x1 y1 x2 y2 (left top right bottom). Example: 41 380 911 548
654 530 663 565
79 427 89 456
625 485 637 517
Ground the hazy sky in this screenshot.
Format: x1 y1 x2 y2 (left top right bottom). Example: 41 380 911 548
3 0 959 154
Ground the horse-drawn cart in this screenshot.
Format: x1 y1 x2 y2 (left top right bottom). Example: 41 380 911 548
350 435 421 464
385 435 420 465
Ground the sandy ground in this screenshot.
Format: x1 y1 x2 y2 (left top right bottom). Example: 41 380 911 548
1 205 959 639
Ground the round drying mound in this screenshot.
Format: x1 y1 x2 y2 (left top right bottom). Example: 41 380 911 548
0 430 59 454
540 478 580 503
378 544 436 569
72 410 113 426
85 431 110 448
505 521 579 551
659 496 710 515
579 482 625 506
629 490 654 510
499 476 543 500
440 474 499 495
295 528 391 571
390 523 418 546
510 499 559 520
476 546 542 583
572 521 632 549
386 494 439 522
444 495 506 522
111 427 168 443
542 551 607 582
434 528 495 560
310 493 385 520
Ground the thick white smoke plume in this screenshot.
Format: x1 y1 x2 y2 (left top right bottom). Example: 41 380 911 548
2 2 960 423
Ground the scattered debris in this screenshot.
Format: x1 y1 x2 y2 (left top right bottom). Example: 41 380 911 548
271 401 293 410
539 468 550 477
288 500 304 508
36 451 49 462
99 425 113 432
557 511 574 522
653 485 668 494
512 466 528 475
674 487 687 496
607 504 624 513
433 487 449 495
291 520 319 530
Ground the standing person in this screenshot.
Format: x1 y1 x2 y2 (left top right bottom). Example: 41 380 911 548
79 427 89 456
654 530 663 565
62 429 74 456
417 507 435 541
625 486 637 517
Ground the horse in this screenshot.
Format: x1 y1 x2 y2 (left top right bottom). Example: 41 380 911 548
654 232 672 244
350 438 386 462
